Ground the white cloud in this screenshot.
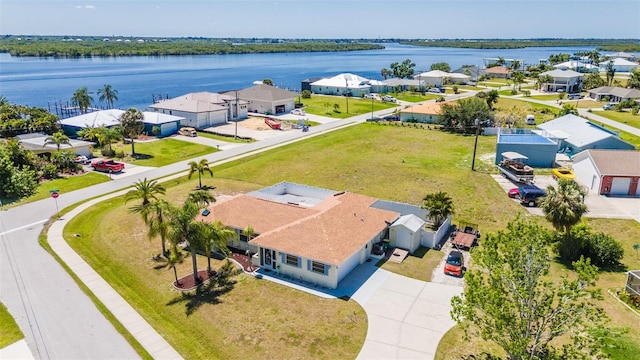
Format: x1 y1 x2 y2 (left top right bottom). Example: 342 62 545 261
75 5 96 9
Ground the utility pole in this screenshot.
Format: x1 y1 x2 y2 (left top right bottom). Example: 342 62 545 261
471 118 480 171
345 77 349 114
234 90 239 139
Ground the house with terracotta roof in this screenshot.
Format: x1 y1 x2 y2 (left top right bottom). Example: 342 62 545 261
230 84 299 115
572 149 640 196
149 92 249 129
399 102 444 123
482 66 512 79
196 182 450 289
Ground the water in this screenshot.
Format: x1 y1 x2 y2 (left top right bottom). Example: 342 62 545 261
0 43 595 112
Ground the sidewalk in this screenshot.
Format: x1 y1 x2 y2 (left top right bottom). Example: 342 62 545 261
47 192 183 360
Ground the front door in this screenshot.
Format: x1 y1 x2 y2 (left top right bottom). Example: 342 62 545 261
263 248 276 270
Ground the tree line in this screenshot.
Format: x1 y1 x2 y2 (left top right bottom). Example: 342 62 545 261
401 38 640 52
0 39 383 57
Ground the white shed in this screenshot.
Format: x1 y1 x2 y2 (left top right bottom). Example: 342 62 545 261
389 214 425 253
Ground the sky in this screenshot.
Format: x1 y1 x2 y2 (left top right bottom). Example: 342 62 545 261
1 0 639 39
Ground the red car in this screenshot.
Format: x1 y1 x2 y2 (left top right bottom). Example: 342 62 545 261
508 187 520 198
444 250 464 277
91 159 125 173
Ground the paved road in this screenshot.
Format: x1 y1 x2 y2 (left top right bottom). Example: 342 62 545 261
0 112 380 358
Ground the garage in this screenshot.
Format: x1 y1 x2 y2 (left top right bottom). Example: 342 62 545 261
161 122 178 136
610 177 632 195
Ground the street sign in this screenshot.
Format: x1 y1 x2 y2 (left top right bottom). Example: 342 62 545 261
51 192 59 199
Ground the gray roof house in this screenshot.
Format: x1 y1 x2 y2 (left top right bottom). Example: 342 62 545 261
383 78 420 91
587 86 640 102
539 69 584 93
537 114 635 155
60 109 184 138
149 92 249 129
16 133 93 157
232 84 299 115
452 65 482 82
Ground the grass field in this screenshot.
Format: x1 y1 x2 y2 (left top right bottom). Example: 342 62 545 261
393 92 441 102
60 122 639 359
64 178 366 360
594 109 640 130
493 97 559 124
198 131 256 143
1 172 109 208
297 94 397 119
0 302 23 348
376 246 443 281
108 138 217 167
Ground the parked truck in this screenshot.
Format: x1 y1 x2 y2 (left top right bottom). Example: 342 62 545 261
91 159 125 173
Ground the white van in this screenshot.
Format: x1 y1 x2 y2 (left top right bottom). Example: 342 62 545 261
526 114 535 125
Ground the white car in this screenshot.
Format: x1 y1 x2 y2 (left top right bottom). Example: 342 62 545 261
291 109 306 116
364 93 378 99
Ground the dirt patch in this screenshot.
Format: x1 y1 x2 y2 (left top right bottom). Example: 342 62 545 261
238 117 273 131
173 270 217 291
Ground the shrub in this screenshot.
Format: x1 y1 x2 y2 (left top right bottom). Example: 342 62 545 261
510 89 518 95
41 163 59 179
631 107 639 116
522 90 531 97
301 90 311 99
115 150 125 159
555 226 624 268
101 147 115 157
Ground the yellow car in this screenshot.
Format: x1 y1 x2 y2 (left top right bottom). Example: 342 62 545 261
552 168 575 181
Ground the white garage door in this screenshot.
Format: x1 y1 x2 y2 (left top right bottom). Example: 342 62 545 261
610 177 631 195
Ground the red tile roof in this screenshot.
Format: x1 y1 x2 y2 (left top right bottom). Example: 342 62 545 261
198 192 400 265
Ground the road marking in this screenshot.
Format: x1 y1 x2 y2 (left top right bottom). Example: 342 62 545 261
0 219 49 237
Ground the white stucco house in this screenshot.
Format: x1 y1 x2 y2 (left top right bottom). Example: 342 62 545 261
553 60 599 73
196 182 449 289
15 133 93 157
310 73 372 97
149 92 249 129
587 86 640 102
599 58 638 73
232 84 299 115
539 69 584 93
413 70 449 87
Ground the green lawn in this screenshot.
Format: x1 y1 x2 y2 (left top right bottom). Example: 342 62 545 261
377 246 443 281
0 302 23 348
393 92 441 102
298 95 397 118
108 138 217 167
528 94 563 101
58 123 639 358
1 172 109 208
494 97 559 125
63 179 366 360
594 109 640 130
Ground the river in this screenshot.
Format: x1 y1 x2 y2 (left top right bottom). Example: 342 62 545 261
0 43 595 112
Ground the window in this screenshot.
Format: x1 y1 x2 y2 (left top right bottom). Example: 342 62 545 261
285 254 299 267
311 261 326 274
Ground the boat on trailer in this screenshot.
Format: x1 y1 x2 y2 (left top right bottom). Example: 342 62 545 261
498 151 534 184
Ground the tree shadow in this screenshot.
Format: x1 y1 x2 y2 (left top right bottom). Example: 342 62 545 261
131 153 153 160
166 261 241 316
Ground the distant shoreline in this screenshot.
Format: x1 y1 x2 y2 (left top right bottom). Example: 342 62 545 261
0 37 637 57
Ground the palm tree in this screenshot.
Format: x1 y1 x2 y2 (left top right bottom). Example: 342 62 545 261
43 131 71 151
202 221 236 273
539 179 588 234
119 108 145 156
186 189 216 208
125 178 166 208
167 202 205 283
421 191 455 229
188 159 213 189
71 87 93 114
97 84 118 109
380 68 390 80
144 199 172 256
97 126 121 153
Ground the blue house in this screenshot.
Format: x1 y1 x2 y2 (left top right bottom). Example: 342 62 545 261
60 109 184 138
537 114 635 156
495 129 558 168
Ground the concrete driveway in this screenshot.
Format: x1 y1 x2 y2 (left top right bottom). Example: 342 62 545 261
492 174 640 222
331 261 463 360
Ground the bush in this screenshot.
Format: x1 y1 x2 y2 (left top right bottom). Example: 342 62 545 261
301 90 311 99
101 147 115 157
555 226 624 268
510 89 518 95
632 107 639 116
522 90 531 97
115 150 125 159
41 163 59 179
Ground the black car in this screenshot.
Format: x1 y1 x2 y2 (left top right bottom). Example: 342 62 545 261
518 185 546 207
383 114 400 121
